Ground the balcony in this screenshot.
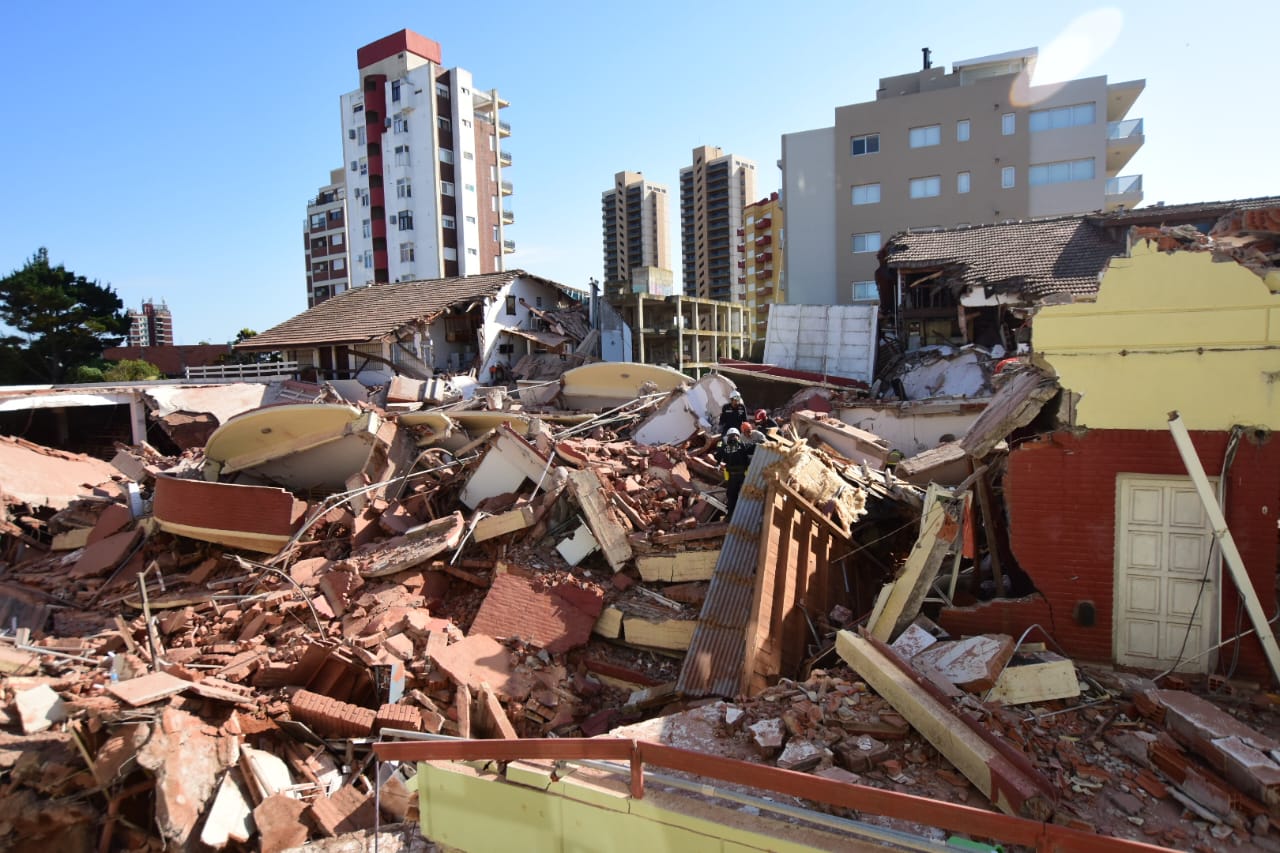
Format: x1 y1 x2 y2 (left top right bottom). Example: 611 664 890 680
500 181 513 196
499 150 513 167
503 239 516 253
1106 79 1145 122
1105 174 1143 211
502 208 515 224
498 120 511 137
755 234 772 247
1106 118 1144 174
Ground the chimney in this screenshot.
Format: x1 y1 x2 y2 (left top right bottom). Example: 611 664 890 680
922 47 932 70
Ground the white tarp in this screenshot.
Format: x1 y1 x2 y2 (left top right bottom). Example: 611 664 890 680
762 305 878 382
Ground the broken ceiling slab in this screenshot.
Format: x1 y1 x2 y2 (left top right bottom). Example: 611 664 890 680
108 671 191 707
636 549 720 583
354 512 466 578
565 467 633 571
790 410 893 469
555 522 599 566
430 634 522 700
958 367 1058 459
204 403 364 476
14 684 66 734
896 441 969 487
558 361 687 411
632 373 737 446
469 574 603 653
68 526 142 579
985 651 1080 705
459 426 552 510
152 475 308 554
144 383 272 427
0 436 121 510
909 634 1016 693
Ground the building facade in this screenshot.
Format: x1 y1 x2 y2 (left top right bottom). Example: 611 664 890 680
601 171 671 299
782 47 1144 306
738 192 785 344
679 146 756 301
305 168 350 306
315 29 513 299
126 300 173 348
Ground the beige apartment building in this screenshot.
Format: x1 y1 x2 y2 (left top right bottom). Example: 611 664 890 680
738 192 785 345
680 146 757 301
784 47 1144 305
601 171 671 299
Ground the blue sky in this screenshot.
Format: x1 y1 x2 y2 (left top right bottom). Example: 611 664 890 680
1 1 1277 345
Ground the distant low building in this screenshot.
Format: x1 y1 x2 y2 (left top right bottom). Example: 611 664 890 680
103 344 231 378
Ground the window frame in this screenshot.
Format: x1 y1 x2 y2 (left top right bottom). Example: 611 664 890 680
851 232 881 254
956 119 970 142
909 175 942 199
1001 166 1016 189
908 124 941 148
851 182 881 205
1001 113 1016 135
850 133 880 157
957 171 971 194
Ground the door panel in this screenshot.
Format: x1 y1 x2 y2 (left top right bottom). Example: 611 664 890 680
1115 475 1217 672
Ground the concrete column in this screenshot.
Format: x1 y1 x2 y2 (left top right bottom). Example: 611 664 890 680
129 394 148 445
637 297 645 363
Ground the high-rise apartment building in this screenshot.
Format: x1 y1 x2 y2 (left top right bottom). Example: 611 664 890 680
305 168 350 306
782 47 1144 305
680 146 756 300
315 29 512 298
127 300 173 347
601 171 671 297
738 192 785 343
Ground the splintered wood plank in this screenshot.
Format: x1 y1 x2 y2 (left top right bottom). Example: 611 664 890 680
473 506 535 542
869 484 961 642
622 616 696 651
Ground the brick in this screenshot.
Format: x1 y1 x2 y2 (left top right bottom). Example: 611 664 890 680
374 703 423 733
469 574 603 653
289 689 375 738
308 785 377 837
254 794 308 853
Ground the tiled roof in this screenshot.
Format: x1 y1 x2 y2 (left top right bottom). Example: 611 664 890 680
1098 195 1280 225
883 217 1126 299
239 271 572 350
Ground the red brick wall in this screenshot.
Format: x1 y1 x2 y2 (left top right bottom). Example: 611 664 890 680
941 429 1280 682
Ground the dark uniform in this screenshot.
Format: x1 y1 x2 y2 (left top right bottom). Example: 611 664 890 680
715 429 756 519
719 396 748 435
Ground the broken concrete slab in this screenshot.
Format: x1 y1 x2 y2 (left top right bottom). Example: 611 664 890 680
308 785 377 837
67 526 142 579
14 684 66 734
0 435 121 510
985 652 1080 706
430 634 520 700
137 709 224 849
355 512 466 578
632 373 736 446
254 794 309 853
556 522 599 566
790 410 892 469
910 634 1016 693
558 361 688 411
153 475 308 554
199 768 255 849
108 671 191 707
473 504 536 542
635 550 720 583
459 426 552 509
566 467 632 571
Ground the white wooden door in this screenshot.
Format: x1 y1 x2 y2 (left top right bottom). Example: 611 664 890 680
1114 475 1217 673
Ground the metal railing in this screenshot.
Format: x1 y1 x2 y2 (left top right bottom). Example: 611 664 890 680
1107 118 1143 140
184 361 298 381
1106 174 1143 195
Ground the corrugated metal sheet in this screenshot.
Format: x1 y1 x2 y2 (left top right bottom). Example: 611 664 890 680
677 445 784 698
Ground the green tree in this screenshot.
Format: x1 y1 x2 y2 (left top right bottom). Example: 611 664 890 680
220 328 281 365
0 248 130 383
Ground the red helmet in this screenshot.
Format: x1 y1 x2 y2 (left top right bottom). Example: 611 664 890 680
755 409 769 422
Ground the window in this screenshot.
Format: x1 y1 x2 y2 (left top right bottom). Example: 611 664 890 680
464 183 475 193
489 135 495 151
908 124 941 148
1001 113 1015 135
441 181 455 196
439 148 454 164
438 117 452 131
463 151 474 160
851 281 878 301
360 192 369 208
353 103 364 114
358 157 367 176
396 178 411 198
442 215 456 229
350 160 358 172
956 120 970 142
489 165 496 180
1029 102 1096 132
851 183 880 205
332 232 343 246
909 176 941 198
363 250 373 269
1001 166 1016 188
361 219 370 238
391 81 401 102
465 215 476 224
444 247 458 261
309 213 325 229
851 232 881 254
394 145 410 166
467 248 477 256
957 171 971 194
850 133 880 156
1029 158 1096 185
397 211 413 231
357 126 366 145
333 258 345 271
492 225 499 241
436 83 449 98
461 118 471 128
505 295 516 315
393 116 407 133
400 243 415 262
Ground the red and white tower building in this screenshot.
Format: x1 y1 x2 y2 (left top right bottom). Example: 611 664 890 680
337 30 513 292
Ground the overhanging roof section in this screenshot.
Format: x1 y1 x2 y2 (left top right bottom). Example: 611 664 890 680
237 271 575 351
882 218 1126 301
500 327 569 349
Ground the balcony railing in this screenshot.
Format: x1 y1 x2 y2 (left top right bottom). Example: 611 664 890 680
502 208 514 224
499 151 513 166
1107 118 1143 140
500 181 513 195
498 121 511 136
1106 175 1143 195
503 239 516 252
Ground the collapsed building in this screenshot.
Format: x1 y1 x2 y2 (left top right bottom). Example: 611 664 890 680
1 203 1280 851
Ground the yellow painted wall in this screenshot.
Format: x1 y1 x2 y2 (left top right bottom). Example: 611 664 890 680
1033 240 1280 430
415 760 887 852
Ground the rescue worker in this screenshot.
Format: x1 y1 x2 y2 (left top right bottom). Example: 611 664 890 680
753 408 779 436
719 391 748 435
715 427 756 518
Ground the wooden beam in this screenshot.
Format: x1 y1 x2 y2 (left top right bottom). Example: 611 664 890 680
868 484 962 642
472 505 535 543
566 468 633 572
969 458 1005 597
836 630 1054 820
